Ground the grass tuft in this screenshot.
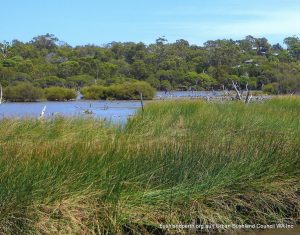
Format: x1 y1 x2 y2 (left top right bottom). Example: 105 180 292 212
0 97 299 234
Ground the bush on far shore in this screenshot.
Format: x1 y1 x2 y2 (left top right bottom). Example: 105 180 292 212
44 87 77 101
4 82 44 102
81 81 156 100
263 83 279 94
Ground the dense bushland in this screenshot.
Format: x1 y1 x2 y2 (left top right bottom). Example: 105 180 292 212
1 34 300 97
0 97 299 234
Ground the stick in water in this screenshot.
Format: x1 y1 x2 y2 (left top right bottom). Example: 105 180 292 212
139 92 144 112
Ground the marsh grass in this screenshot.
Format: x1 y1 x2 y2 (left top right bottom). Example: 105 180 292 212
0 97 299 234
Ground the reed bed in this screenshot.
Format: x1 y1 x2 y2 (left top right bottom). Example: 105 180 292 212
0 97 299 234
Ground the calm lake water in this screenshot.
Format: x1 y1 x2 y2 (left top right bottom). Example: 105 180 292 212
0 100 141 123
0 91 219 122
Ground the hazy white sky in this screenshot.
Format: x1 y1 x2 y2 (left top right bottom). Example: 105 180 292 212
1 0 299 45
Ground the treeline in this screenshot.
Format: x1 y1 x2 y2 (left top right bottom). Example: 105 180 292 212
1 34 300 100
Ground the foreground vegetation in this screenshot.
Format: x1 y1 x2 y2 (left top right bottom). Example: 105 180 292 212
0 97 299 234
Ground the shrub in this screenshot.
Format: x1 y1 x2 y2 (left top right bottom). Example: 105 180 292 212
4 82 44 102
81 81 156 100
44 87 77 101
263 83 279 94
81 85 107 99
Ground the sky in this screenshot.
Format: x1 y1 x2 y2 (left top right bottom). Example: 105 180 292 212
1 0 300 46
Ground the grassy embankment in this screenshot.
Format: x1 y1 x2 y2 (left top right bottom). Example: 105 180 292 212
0 97 299 234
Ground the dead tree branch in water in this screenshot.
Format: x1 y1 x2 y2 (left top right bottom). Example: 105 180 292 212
231 80 253 103
139 92 144 112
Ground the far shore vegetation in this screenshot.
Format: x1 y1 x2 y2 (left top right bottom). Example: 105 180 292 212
81 81 155 100
2 80 156 102
0 96 299 234
1 34 300 102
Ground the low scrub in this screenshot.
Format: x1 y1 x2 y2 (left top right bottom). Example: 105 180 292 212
44 87 77 101
3 82 44 102
81 81 156 100
263 82 279 94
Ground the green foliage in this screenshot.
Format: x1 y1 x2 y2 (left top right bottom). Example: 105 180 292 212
184 72 217 89
66 74 95 88
57 61 80 78
97 62 118 79
0 97 299 233
2 59 17 67
130 60 148 80
44 87 77 101
81 81 155 100
31 33 58 50
14 72 32 82
4 82 44 102
160 80 172 91
263 83 279 94
1 34 300 96
81 85 106 99
35 76 65 88
146 75 160 89
284 36 300 60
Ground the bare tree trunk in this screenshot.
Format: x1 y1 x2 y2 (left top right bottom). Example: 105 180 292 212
231 80 252 103
231 80 242 100
245 83 252 103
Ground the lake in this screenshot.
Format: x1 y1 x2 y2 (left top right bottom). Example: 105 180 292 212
0 91 220 122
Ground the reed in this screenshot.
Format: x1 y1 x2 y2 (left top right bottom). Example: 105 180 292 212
0 97 299 234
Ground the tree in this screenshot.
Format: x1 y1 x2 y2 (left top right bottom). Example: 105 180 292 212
255 37 271 55
284 36 300 60
35 76 65 88
30 34 58 50
66 75 95 88
57 61 80 78
0 41 10 59
130 60 148 80
204 39 240 66
184 72 217 89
